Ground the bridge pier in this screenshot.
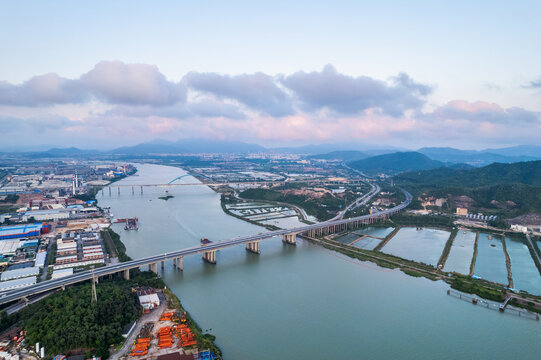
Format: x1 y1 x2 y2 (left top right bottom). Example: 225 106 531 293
117 187 120 195
141 185 143 195
148 263 158 274
203 250 216 264
173 256 183 271
132 186 134 195
246 240 261 254
108 187 111 196
283 233 297 245
123 269 130 280
161 260 164 269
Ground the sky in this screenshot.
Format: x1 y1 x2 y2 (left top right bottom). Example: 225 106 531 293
1 0 541 150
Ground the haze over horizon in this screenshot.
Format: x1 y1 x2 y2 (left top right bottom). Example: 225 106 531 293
1 1 541 150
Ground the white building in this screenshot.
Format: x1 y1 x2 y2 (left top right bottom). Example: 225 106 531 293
1 266 40 281
510 224 528 233
0 276 37 292
52 268 73 279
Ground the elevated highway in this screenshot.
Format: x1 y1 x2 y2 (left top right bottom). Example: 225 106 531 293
0 189 412 306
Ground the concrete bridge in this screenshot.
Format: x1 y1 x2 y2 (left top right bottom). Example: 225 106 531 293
94 178 367 195
0 189 411 306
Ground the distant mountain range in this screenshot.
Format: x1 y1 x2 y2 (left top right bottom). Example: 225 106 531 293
417 147 541 166
347 152 449 175
5 141 541 165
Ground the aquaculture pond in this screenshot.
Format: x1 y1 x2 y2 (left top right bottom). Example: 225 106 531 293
353 226 395 239
473 233 509 285
381 227 450 265
443 230 476 274
505 236 541 295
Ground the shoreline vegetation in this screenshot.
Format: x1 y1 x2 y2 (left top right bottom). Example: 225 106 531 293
0 272 163 358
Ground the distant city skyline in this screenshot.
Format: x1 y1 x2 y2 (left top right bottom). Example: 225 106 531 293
1 0 540 149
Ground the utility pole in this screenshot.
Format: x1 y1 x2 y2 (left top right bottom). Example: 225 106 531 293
91 266 97 303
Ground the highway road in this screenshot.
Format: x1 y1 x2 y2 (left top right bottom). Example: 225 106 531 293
329 182 380 221
0 189 412 306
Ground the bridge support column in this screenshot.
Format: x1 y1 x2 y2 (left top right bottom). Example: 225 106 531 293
132 186 134 195
161 260 165 269
148 263 158 274
203 250 216 264
283 233 297 245
123 269 130 280
176 256 183 271
117 187 120 195
108 187 111 196
246 240 261 254
140 186 143 194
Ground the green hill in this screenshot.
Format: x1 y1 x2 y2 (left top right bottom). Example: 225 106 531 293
394 160 541 217
348 151 445 175
395 160 541 188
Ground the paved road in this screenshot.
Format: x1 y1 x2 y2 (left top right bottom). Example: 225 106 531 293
526 233 541 266
329 183 380 221
109 298 166 360
0 189 411 305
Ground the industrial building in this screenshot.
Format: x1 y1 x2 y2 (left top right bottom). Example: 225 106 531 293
21 208 73 222
0 240 22 256
0 266 40 281
0 223 50 240
55 255 78 265
51 268 73 279
138 289 161 310
0 276 37 292
34 252 47 268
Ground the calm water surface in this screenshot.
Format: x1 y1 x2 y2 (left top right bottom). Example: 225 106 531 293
475 233 508 285
444 230 476 274
506 236 541 295
100 164 541 359
381 227 450 265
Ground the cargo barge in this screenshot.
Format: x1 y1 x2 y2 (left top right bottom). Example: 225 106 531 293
124 218 139 230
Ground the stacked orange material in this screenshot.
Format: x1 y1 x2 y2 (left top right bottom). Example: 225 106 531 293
179 327 197 348
130 341 150 356
158 326 174 349
160 312 174 321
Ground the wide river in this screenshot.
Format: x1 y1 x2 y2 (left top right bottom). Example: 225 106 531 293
100 164 540 359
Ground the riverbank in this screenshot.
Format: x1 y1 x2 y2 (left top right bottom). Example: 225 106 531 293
162 288 222 358
306 234 541 314
107 232 223 358
97 163 541 359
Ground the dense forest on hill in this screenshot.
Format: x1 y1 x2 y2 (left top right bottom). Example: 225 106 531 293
394 161 541 217
348 152 445 175
0 272 164 358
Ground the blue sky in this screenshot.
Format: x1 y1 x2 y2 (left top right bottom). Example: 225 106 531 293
1 0 540 149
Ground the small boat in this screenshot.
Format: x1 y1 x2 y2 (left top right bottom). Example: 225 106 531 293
201 238 212 245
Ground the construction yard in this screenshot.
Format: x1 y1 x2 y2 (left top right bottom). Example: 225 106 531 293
114 306 216 360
